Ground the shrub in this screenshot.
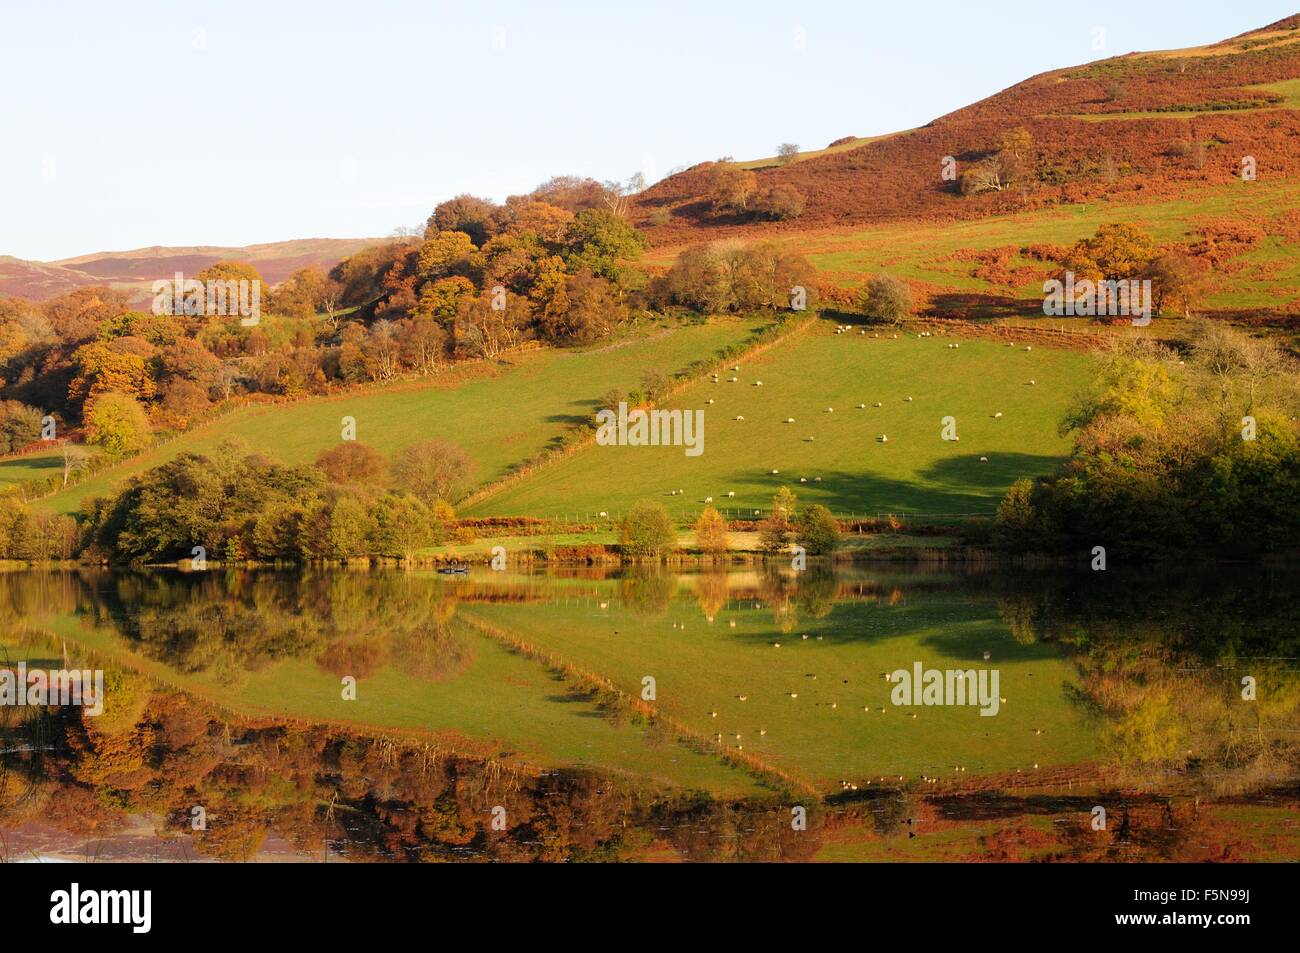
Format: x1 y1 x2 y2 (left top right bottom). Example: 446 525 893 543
858 274 914 325
620 501 676 557
797 504 841 555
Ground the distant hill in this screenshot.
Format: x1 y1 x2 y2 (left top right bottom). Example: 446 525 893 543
634 15 1300 245
0 237 382 304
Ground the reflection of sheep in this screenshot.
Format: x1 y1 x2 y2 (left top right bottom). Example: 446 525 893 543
979 456 988 463
799 477 807 483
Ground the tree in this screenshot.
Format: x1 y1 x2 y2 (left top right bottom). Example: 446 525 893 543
797 504 841 555
859 274 914 325
750 185 806 221
759 487 797 554
708 164 758 215
0 400 44 454
1063 223 1159 281
83 392 152 457
561 209 647 284
694 506 730 555
1146 253 1209 317
369 493 440 563
428 194 502 247
61 442 91 487
417 230 480 282
390 440 475 505
315 443 388 485
776 143 800 164
960 157 1008 195
620 501 676 557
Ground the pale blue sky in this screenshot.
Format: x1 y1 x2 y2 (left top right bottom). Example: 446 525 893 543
1 0 1294 260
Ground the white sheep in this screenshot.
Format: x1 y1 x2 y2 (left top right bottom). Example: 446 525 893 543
879 434 889 442
771 468 780 474
755 380 763 386
905 396 913 402
734 415 745 421
785 417 795 424
726 490 735 497
994 412 1003 418
799 477 807 483
856 403 866 409
826 407 834 413
979 456 988 463
1028 379 1036 385
1025 345 1032 351
874 401 882 408
805 436 815 442
705 496 713 503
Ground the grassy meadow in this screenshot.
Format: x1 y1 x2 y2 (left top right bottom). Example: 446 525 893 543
13 318 767 516
469 327 1093 521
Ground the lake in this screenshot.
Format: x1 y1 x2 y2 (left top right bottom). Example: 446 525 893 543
1 564 1297 862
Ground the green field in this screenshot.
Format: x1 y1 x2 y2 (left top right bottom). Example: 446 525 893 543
18 319 767 516
468 327 1093 521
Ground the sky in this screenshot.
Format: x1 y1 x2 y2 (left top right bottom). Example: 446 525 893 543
1 0 1295 261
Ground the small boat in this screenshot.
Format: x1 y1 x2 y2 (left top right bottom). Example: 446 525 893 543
436 566 469 575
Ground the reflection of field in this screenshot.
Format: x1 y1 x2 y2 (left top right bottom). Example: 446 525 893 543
32 612 765 797
464 575 1098 791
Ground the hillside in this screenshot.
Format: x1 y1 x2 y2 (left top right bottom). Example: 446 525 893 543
0 237 381 304
634 16 1300 245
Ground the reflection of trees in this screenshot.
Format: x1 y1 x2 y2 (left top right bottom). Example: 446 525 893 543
618 570 675 617
1 688 826 863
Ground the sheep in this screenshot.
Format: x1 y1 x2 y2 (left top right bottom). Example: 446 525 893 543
979 456 988 463
731 365 740 371
704 496 713 503
726 490 735 497
813 476 822 482
905 396 913 402
706 398 714 404
785 417 795 424
826 407 834 413
774 642 781 648
729 376 739 382
755 380 763 386
879 434 888 442
729 619 737 627
805 436 815 442
737 695 748 702
1027 379 1036 386
993 412 1003 418
599 510 608 517
734 415 744 421
1025 345 1032 351
874 401 882 408
856 403 866 409
799 477 807 483
759 728 767 736
770 468 780 475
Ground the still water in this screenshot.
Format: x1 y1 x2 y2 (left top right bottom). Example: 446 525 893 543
1 565 1297 861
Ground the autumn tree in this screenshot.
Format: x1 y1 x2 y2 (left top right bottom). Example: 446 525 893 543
694 506 730 555
391 440 475 506
859 273 914 325
84 392 152 457
315 442 389 485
